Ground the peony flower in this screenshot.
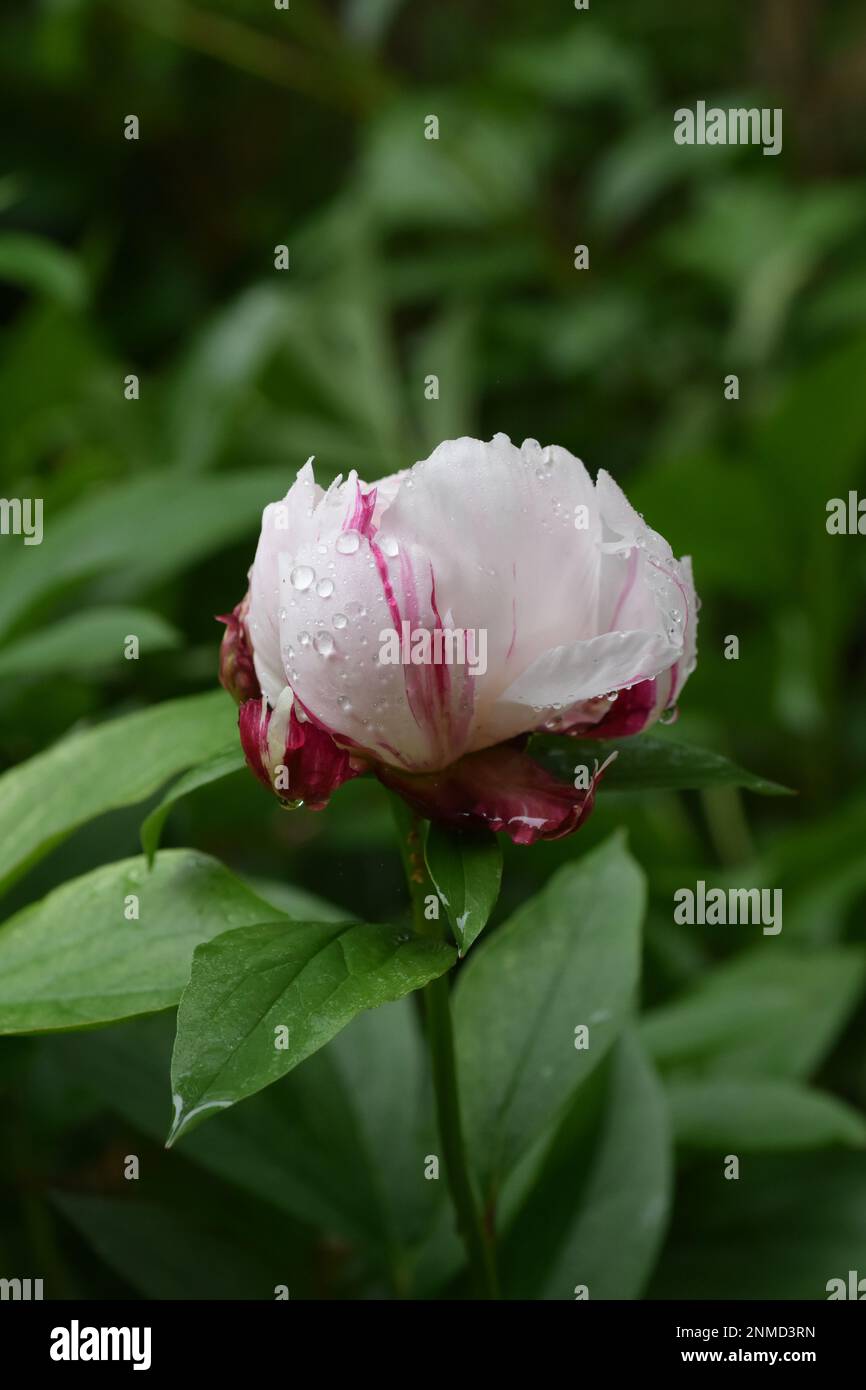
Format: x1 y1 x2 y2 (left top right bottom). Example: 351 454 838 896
219 435 697 844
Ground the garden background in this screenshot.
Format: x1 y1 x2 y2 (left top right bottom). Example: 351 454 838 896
1 0 865 1299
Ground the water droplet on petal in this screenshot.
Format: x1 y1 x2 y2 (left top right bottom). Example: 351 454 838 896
298 631 312 648
316 578 334 598
379 535 399 558
290 565 315 591
333 613 348 630
314 632 335 657
336 530 361 555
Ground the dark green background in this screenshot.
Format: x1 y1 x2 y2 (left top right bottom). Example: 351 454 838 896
1 0 865 1299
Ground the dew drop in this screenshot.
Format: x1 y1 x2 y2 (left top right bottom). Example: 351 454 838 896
314 632 335 657
333 613 348 630
298 631 312 648
316 578 334 598
337 695 352 712
290 565 315 592
379 535 399 558
335 530 361 555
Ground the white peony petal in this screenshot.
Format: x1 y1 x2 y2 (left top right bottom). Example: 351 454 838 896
243 437 699 773
489 627 680 741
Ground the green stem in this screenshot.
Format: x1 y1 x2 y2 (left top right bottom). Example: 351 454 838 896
390 797 499 1299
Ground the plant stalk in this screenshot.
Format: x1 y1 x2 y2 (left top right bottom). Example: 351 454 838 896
390 797 499 1298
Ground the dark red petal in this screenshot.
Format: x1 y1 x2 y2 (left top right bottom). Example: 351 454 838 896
238 697 272 791
568 678 658 739
375 742 609 846
217 598 261 704
282 708 359 810
237 696 359 811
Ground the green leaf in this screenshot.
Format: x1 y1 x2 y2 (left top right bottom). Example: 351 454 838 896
140 747 245 865
168 919 456 1145
0 467 292 642
0 232 87 308
424 821 502 954
758 334 866 507
0 690 236 894
411 303 477 450
57 1000 441 1266
454 832 644 1195
532 733 792 795
0 850 284 1035
668 1077 866 1151
650 1153 866 1300
494 25 651 109
52 1190 312 1301
167 286 290 472
241 876 352 923
0 607 181 679
504 1033 671 1300
641 947 866 1081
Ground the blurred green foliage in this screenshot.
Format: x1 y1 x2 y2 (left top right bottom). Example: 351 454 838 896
1 0 865 1299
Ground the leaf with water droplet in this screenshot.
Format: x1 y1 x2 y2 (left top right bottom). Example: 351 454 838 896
168 920 456 1145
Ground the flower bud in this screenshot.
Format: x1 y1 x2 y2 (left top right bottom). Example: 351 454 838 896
221 436 698 842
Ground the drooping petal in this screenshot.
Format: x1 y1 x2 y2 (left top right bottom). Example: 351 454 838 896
374 739 612 846
487 627 679 743
238 690 359 810
561 677 663 739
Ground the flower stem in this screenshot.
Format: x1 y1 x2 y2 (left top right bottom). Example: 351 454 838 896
390 797 499 1299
